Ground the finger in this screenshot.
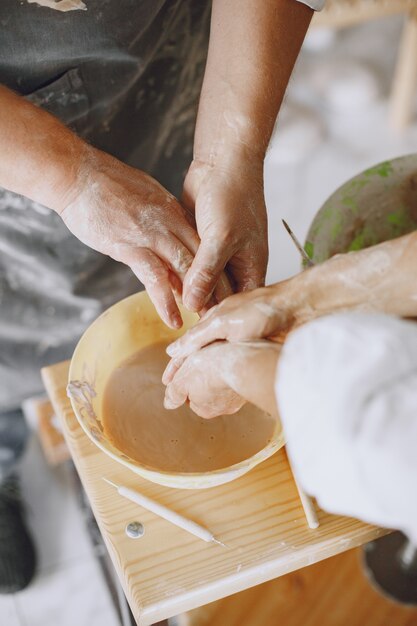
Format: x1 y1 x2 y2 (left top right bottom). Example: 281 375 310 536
189 401 218 419
155 236 194 283
164 380 188 410
198 292 220 318
166 314 226 358
182 205 197 230
162 356 185 386
171 216 200 257
200 303 220 322
213 270 234 304
169 270 183 299
188 398 244 419
198 300 215 318
130 248 182 330
221 403 245 415
183 239 231 312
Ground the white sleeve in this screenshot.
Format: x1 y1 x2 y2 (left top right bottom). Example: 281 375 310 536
275 312 417 543
295 0 326 11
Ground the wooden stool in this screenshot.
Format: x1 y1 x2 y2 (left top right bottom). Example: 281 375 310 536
179 548 417 626
42 360 387 625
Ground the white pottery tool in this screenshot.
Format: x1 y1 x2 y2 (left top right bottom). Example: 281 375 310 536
103 478 227 546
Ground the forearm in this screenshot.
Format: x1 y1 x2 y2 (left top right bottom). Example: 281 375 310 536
283 231 417 323
0 85 86 212
225 342 281 416
194 0 313 168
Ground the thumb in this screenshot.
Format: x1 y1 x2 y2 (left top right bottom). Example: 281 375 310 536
182 238 231 312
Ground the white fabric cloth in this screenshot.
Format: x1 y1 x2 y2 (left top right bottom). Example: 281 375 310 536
276 312 417 543
296 0 325 11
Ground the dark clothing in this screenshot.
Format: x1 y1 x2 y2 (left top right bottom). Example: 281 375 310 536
0 0 210 412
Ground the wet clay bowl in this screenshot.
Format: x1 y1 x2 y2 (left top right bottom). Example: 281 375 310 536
305 154 417 263
68 291 284 489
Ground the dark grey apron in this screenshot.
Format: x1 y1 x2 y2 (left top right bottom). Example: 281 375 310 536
0 0 211 411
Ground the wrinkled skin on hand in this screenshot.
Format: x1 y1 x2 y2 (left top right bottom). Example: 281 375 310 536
165 281 300 365
163 340 279 419
181 158 269 312
60 149 203 329
163 342 245 418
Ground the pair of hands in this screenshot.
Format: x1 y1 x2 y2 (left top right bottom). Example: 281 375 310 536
59 148 268 329
58 145 285 419
163 282 305 418
161 225 417 418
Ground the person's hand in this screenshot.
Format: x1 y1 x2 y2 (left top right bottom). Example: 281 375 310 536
164 342 244 418
165 279 305 364
163 339 280 419
180 156 269 312
59 148 205 329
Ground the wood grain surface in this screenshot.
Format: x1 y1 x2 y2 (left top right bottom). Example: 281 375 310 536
180 548 417 626
42 360 388 626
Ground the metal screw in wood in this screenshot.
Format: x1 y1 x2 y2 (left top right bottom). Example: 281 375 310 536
125 521 145 539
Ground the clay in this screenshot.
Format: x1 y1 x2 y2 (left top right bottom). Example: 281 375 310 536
102 341 276 473
27 0 87 11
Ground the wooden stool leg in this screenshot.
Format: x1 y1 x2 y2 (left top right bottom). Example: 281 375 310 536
390 9 417 131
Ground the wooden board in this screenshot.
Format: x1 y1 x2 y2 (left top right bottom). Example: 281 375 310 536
180 548 417 626
35 397 70 466
42 360 388 626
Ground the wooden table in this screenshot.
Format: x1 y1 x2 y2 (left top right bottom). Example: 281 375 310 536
42 360 387 626
181 548 417 626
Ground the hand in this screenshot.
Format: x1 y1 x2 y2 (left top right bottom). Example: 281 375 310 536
60 148 202 329
180 157 269 312
165 279 304 362
163 340 280 419
163 342 245 418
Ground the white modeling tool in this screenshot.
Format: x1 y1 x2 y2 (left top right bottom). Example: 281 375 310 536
102 478 226 546
281 219 320 530
292 471 319 529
